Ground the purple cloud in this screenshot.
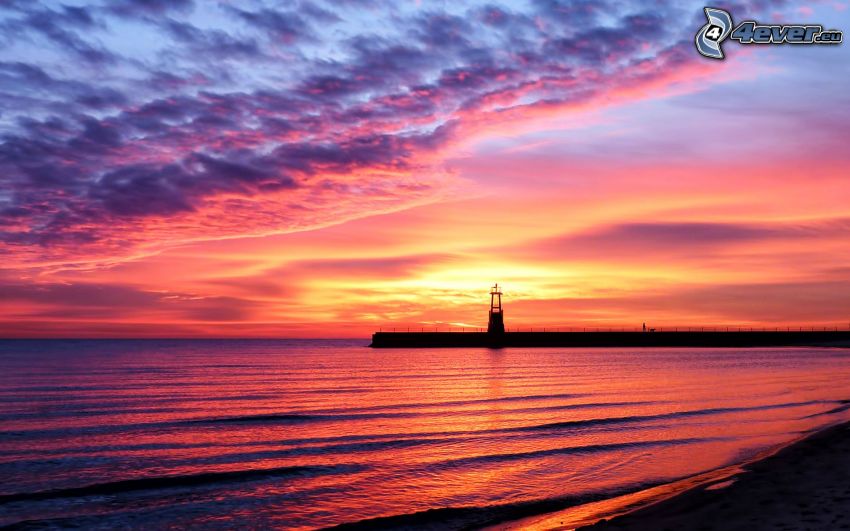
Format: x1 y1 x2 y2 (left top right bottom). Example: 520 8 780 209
0 1 814 266
518 218 850 261
0 278 261 322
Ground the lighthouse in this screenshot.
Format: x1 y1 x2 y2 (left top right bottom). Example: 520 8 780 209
488 283 505 333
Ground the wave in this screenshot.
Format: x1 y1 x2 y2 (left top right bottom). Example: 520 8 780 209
187 399 832 430
324 481 664 531
503 400 831 434
0 406 200 422
430 437 715 469
1 398 833 446
0 411 420 440
300 392 593 417
8 484 661 531
188 413 327 423
173 399 845 449
186 410 422 425
803 399 850 418
0 463 365 505
173 394 616 427
152 438 456 468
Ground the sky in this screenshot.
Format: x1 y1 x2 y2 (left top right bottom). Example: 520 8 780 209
1 0 849 337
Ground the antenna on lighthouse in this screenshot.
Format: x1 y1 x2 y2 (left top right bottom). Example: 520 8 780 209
488 283 505 333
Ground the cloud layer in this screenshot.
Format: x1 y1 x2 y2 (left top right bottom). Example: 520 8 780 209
2 1 849 336
0 0 768 266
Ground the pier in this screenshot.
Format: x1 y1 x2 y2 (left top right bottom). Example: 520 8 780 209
370 284 850 348
370 329 850 348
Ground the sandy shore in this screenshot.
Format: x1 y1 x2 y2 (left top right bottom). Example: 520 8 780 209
570 421 850 531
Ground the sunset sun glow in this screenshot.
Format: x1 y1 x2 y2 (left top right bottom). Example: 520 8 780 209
2 1 849 337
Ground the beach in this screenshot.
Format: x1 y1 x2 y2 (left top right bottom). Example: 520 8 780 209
569 420 850 530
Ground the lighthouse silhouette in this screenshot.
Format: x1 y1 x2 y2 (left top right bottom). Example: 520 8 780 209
488 283 505 333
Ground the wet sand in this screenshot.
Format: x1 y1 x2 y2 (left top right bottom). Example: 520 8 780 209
575 421 850 531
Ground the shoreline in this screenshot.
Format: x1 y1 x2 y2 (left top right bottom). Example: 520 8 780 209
492 420 850 530
327 421 850 531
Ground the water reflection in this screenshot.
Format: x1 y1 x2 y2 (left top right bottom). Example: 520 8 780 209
0 340 848 529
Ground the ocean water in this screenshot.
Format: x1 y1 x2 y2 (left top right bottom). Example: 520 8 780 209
1 339 849 529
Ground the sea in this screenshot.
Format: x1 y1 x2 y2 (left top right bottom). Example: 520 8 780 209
1 339 849 529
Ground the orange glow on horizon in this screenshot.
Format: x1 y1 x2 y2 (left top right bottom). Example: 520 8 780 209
3 39 850 338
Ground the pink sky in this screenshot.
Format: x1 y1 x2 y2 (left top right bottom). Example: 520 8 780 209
2 2 849 337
